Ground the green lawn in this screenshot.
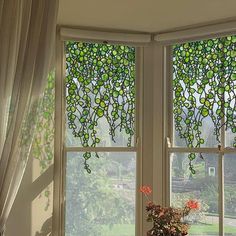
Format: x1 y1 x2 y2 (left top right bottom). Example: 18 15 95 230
101 224 135 236
190 223 236 235
101 223 236 236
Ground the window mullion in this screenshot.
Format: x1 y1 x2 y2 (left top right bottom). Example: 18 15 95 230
65 146 137 152
219 93 226 236
134 46 143 236
168 147 219 153
53 36 66 236
165 46 173 207
219 152 225 236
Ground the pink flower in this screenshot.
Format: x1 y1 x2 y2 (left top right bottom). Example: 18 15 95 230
140 185 152 195
186 199 200 210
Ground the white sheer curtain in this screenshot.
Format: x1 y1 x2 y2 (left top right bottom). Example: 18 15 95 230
0 0 58 235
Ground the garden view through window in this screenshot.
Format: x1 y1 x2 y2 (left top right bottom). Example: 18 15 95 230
170 35 236 236
64 41 137 236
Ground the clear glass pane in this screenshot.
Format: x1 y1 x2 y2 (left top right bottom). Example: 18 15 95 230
224 154 236 235
65 42 136 148
171 153 219 236
65 152 136 236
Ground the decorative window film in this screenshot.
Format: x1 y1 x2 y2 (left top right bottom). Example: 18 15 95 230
173 36 236 172
65 42 136 172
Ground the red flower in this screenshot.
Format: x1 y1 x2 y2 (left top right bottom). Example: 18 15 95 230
140 185 152 195
186 199 200 210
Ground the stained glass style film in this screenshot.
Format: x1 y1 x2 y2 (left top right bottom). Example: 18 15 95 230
65 41 136 171
172 35 236 172
65 152 136 236
65 41 136 147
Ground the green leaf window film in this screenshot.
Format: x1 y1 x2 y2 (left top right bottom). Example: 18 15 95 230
65 42 135 172
173 35 236 173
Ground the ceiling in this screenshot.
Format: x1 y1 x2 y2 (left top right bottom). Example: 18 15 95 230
58 0 236 33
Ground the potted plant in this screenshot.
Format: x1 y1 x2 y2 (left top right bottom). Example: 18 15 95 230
140 186 200 236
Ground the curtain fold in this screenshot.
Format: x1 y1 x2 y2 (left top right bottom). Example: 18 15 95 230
0 0 58 234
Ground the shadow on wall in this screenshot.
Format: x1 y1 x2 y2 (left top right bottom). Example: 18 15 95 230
5 156 53 236
35 217 52 236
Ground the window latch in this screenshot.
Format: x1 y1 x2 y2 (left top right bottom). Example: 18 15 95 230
166 137 171 148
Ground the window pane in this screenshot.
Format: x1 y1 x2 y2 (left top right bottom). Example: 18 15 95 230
172 36 236 148
171 153 219 236
65 152 136 236
65 42 136 148
224 154 236 235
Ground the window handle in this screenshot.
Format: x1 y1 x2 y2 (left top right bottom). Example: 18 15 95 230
166 137 171 148
136 137 139 146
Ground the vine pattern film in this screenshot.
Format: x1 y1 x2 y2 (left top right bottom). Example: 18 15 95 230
173 35 236 173
65 42 136 172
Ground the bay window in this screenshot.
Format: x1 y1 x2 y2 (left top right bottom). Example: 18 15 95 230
54 23 236 236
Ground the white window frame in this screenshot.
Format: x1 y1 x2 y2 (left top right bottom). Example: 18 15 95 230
53 20 236 236
156 23 236 236
53 27 155 236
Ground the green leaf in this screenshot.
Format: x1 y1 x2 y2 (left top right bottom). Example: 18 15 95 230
96 108 104 117
201 108 209 117
207 70 214 79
